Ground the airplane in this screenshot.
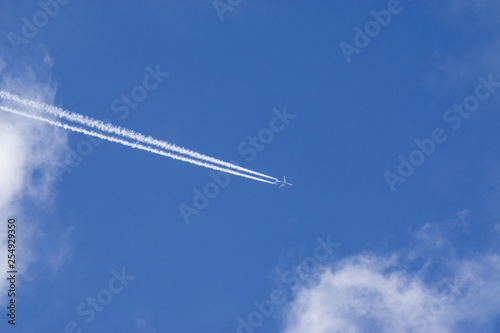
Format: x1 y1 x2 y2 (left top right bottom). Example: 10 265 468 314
276 176 292 188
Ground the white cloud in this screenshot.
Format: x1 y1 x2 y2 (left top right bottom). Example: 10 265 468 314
0 53 71 299
280 220 500 333
427 1 500 87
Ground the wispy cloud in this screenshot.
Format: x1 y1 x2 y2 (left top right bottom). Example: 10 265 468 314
279 215 500 333
428 1 500 87
135 316 158 333
0 50 72 299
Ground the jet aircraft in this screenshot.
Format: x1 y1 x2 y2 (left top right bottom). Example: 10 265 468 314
276 176 292 188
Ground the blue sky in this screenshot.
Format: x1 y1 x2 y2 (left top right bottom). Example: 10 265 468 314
1 1 500 332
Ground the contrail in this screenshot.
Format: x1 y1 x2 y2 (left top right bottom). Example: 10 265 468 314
0 105 278 185
0 91 277 181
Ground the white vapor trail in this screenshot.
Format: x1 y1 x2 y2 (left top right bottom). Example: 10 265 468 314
0 105 278 185
0 91 277 181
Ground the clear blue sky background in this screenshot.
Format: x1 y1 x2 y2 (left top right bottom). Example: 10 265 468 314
1 1 500 332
